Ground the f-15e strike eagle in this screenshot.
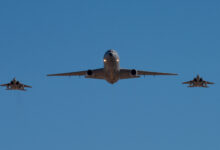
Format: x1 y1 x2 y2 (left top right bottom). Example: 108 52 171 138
0 78 32 91
47 49 178 84
182 75 214 88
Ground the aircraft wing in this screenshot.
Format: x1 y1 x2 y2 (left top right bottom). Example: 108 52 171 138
47 68 105 79
137 70 178 76
0 83 9 87
206 81 214 84
23 84 32 88
182 80 193 84
47 71 86 76
119 69 177 79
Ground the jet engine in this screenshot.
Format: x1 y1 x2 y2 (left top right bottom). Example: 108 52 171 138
130 69 137 76
87 70 93 76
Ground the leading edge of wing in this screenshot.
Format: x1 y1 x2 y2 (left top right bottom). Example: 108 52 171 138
47 71 87 76
206 81 215 84
182 81 192 84
47 68 105 78
23 84 32 88
137 70 178 76
0 83 9 87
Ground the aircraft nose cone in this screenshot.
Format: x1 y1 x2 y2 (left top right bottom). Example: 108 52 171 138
109 52 113 57
104 49 119 61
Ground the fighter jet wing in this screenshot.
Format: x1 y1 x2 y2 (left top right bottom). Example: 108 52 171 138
206 81 214 84
182 80 193 84
23 84 32 88
0 83 9 86
119 69 177 79
47 68 105 79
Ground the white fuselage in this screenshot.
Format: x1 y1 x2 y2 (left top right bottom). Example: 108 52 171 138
103 50 120 84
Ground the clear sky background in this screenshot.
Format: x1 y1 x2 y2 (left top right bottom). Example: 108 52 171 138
0 0 219 150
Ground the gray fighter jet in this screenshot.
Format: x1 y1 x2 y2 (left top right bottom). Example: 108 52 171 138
47 49 178 84
182 75 214 88
0 78 32 91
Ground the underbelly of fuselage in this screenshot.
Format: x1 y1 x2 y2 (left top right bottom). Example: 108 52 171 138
104 62 120 84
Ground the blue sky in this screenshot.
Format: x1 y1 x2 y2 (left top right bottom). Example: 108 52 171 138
0 0 219 150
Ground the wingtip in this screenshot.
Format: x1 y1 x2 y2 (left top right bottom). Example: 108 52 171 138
47 74 56 77
165 73 178 75
167 73 178 76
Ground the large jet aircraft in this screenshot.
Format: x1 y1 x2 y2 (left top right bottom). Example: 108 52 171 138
0 78 32 91
182 75 214 88
47 49 178 84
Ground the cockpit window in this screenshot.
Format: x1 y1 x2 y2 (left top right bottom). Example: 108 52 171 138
107 50 113 53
